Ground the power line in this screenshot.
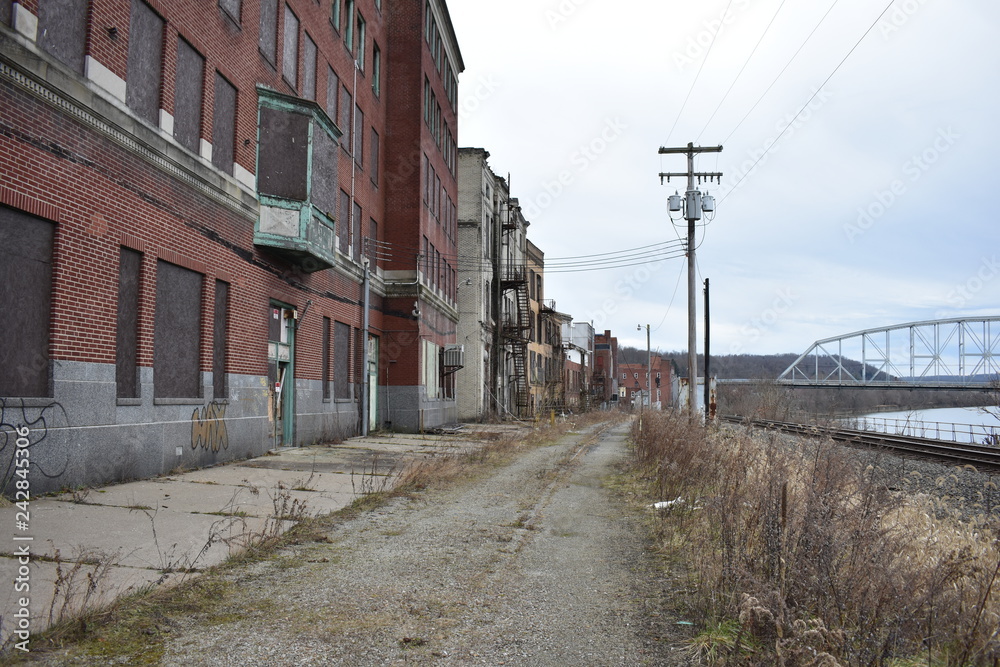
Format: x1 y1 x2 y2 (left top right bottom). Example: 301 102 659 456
697 0 790 143
664 0 735 146
722 0 840 147
719 0 894 205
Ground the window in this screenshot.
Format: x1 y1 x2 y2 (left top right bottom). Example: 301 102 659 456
322 317 331 400
211 72 237 175
334 321 350 399
303 32 317 100
213 280 229 399
352 201 362 260
370 128 379 187
0 207 53 397
344 0 355 52
154 261 202 399
259 0 277 65
634 373 639 379
339 85 352 154
174 38 204 153
371 42 381 96
338 189 350 252
330 0 340 33
218 0 240 24
38 0 89 74
326 66 339 122
355 12 366 70
282 4 299 89
353 105 364 167
116 248 142 399
126 0 164 125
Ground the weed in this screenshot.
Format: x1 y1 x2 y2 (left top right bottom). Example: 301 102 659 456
632 410 1000 665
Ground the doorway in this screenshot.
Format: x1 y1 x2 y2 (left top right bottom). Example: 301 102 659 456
267 303 296 446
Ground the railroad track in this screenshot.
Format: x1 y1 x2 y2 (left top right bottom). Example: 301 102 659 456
720 416 1000 472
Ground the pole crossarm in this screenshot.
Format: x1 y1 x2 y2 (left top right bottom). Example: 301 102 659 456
778 317 1000 389
658 145 723 155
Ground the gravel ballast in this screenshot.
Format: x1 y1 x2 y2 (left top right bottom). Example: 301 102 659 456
150 420 679 665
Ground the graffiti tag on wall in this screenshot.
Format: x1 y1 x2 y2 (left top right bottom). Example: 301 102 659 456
191 402 229 453
0 398 69 495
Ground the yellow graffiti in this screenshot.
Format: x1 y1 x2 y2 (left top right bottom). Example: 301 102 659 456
191 402 229 452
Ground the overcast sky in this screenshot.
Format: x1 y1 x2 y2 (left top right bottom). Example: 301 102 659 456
446 0 999 357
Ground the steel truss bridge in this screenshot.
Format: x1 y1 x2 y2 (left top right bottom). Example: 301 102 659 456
776 317 1000 390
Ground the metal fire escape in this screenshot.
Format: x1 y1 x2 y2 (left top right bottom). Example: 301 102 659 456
500 265 530 416
498 198 531 417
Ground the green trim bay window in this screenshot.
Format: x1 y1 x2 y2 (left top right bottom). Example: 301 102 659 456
254 86 342 272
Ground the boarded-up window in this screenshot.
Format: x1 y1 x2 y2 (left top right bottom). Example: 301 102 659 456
339 86 352 154
334 321 350 399
338 189 350 252
282 4 299 89
258 0 277 65
303 33 317 101
325 66 339 124
174 38 204 153
0 207 53 397
311 120 338 215
213 280 228 399
38 0 89 74
218 0 240 24
257 106 309 200
352 201 361 260
370 128 379 187
211 72 236 175
371 41 381 97
116 248 141 399
126 0 163 125
322 317 331 400
154 261 202 399
353 105 364 168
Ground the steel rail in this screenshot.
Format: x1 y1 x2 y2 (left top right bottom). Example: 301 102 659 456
720 416 1000 471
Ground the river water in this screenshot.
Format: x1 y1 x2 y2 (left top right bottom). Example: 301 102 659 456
849 406 1000 444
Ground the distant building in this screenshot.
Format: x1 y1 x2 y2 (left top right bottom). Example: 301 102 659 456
593 330 619 407
562 320 594 410
619 356 675 409
455 147 502 421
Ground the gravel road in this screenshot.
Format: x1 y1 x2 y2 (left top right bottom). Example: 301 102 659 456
152 419 680 665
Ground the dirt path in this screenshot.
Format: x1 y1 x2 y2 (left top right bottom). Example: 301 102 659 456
38 420 684 665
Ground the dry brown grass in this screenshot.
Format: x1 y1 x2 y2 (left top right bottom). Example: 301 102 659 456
632 411 1000 666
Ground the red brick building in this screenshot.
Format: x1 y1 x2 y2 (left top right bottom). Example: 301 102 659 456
619 356 674 409
0 0 462 493
593 329 618 406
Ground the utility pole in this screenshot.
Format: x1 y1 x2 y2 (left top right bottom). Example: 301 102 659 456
637 323 650 431
704 278 711 422
659 142 722 422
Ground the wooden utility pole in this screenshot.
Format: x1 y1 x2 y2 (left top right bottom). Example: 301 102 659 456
659 143 722 421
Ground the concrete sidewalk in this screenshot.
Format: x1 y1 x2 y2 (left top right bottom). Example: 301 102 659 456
0 424 523 647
